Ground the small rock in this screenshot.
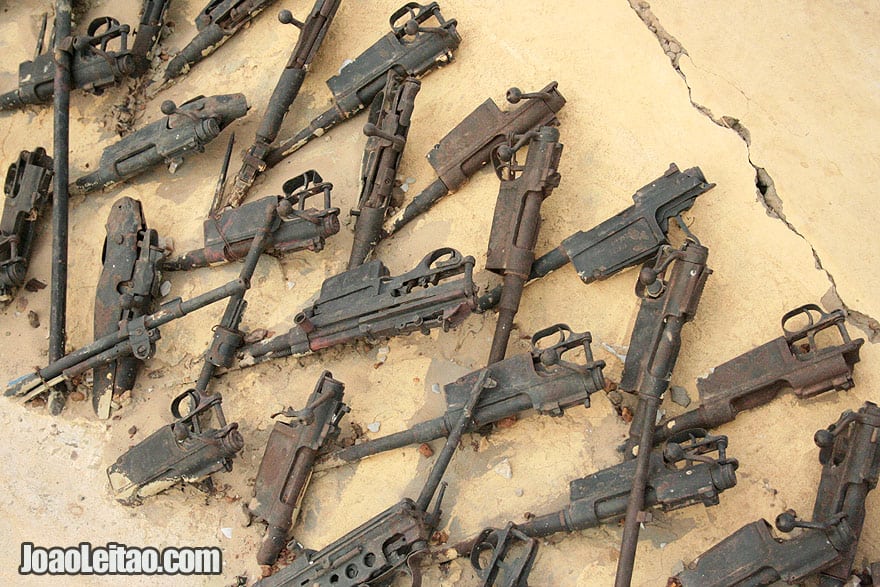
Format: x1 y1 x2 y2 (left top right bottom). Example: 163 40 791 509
128 426 138 437
431 530 448 544
655 408 666 425
621 406 633 423
431 383 441 394
244 328 269 344
220 527 233 539
493 458 512 479
260 565 272 578
24 278 46 292
400 183 409 193
367 421 381 433
670 560 685 575
514 488 524 497
286 281 295 290
70 450 78 460
670 386 691 408
418 443 434 458
69 390 85 402
160 281 172 297
406 177 416 184
27 310 39 328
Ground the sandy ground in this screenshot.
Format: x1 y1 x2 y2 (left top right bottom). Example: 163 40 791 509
0 1 877 585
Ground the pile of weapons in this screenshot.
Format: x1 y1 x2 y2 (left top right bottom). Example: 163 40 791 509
1 2 877 586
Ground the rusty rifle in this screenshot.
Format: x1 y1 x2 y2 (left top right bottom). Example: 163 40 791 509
654 303 863 445
674 402 880 586
382 83 566 240
238 247 476 366
162 169 340 271
70 93 248 196
318 324 604 470
91 197 167 419
0 148 53 303
164 0 280 80
0 16 136 111
263 2 460 167
227 0 341 206
131 0 171 73
247 371 349 565
347 72 421 269
615 232 711 586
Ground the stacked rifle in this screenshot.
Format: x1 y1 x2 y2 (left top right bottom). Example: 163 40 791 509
0 2 875 586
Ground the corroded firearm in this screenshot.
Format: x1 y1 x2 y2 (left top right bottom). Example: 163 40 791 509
447 431 737 575
256 368 491 586
131 0 171 74
247 371 349 566
318 324 604 470
162 170 340 271
654 303 863 445
381 83 565 239
348 72 421 268
228 0 341 206
264 2 460 166
477 164 713 311
239 247 476 365
92 198 166 419
674 402 880 587
0 16 136 111
485 126 562 363
616 232 711 587
107 198 278 505
70 94 248 195
164 0 280 80
0 148 53 302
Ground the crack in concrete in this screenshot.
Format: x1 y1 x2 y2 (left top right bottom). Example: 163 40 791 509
628 0 879 343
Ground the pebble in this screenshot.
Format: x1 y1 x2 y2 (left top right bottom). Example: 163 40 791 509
367 421 381 433
160 281 172 297
69 391 85 402
493 458 512 479
670 385 691 408
418 443 434 457
431 383 441 394
128 426 138 437
514 488 524 497
27 310 39 328
286 281 295 290
220 527 233 539
400 183 409 193
655 409 665 425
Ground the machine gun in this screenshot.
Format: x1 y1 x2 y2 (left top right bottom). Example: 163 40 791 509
615 230 711 586
263 2 460 167
477 164 713 311
348 72 421 269
70 93 248 195
239 247 476 365
382 82 566 240
164 0 280 80
674 402 880 586
246 371 349 565
92 197 166 419
256 368 492 586
161 169 340 271
107 198 279 504
318 324 604 470
0 16 136 111
654 303 863 445
484 125 562 363
0 148 53 302
227 0 341 207
131 0 172 74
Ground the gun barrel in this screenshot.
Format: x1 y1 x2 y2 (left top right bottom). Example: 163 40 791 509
164 23 226 80
264 106 345 166
0 89 25 111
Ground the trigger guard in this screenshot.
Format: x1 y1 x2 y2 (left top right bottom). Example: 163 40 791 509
170 388 199 419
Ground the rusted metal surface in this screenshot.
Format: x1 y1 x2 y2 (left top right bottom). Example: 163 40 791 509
675 402 880 586
0 16 136 111
239 247 476 365
0 148 53 302
318 324 605 469
264 2 460 166
383 82 566 238
131 0 171 74
617 233 712 587
486 125 563 363
348 72 421 269
655 303 864 445
469 523 537 587
248 371 349 566
163 170 340 271
164 0 280 81
92 197 166 419
228 0 341 207
258 366 490 586
107 198 279 504
71 93 248 195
